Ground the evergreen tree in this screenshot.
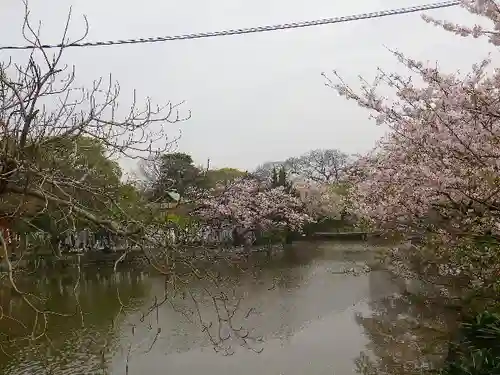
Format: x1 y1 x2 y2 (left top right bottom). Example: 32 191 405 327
278 165 295 194
278 166 286 187
271 166 279 187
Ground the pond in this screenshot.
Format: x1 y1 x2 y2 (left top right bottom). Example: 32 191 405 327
0 241 453 375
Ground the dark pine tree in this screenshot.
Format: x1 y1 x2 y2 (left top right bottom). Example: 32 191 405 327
271 166 279 187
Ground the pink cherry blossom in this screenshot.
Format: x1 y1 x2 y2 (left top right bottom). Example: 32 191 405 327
293 179 344 219
193 177 313 235
423 0 500 45
328 0 500 288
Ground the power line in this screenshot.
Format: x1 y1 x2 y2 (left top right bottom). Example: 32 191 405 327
0 1 459 51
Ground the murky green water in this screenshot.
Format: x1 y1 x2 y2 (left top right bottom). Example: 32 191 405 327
0 241 452 375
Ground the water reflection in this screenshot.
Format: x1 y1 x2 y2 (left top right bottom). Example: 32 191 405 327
0 270 149 375
355 273 459 375
0 241 446 375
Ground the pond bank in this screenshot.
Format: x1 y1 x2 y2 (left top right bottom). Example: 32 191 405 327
0 236 386 271
0 244 284 271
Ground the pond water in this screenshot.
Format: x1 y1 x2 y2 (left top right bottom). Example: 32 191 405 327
0 241 453 375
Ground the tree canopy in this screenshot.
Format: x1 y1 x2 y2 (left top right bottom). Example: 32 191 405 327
285 149 352 184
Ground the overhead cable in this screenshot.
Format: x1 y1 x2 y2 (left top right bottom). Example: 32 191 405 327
0 1 460 50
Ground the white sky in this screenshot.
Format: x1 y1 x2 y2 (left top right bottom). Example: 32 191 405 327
0 0 495 173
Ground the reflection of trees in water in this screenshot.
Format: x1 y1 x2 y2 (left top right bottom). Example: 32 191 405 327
0 243 367 373
0 270 149 375
355 273 460 375
272 264 300 346
138 246 314 356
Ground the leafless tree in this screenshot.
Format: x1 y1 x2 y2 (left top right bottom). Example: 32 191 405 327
0 2 187 214
0 0 187 343
285 149 353 184
0 1 261 363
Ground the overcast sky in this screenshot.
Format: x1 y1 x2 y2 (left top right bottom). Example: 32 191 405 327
0 0 494 173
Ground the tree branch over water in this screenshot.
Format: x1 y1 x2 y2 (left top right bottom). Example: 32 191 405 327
0 0 192 350
0 3 273 364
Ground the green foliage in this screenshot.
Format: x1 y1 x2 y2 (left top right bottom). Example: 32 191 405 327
147 160 257 200
440 311 500 375
271 167 279 187
2 136 121 216
7 136 127 234
162 152 193 165
278 166 286 186
39 136 122 185
270 165 293 193
109 183 147 222
150 152 204 201
4 136 147 243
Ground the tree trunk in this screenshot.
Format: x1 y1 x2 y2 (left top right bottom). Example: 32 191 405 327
51 235 62 257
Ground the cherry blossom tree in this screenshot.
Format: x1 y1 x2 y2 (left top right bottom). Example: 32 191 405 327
325 0 500 293
193 177 313 243
293 179 344 220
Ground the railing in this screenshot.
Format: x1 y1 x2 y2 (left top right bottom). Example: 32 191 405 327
325 226 366 233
